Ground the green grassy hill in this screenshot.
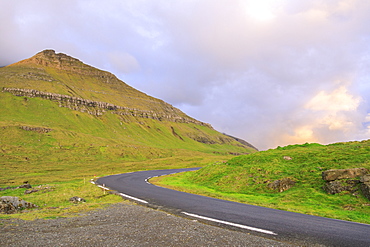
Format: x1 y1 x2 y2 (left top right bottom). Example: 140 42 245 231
154 141 370 224
0 50 256 219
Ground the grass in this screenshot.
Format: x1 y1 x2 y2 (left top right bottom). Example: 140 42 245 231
0 54 257 220
0 179 123 220
0 93 245 219
152 141 370 224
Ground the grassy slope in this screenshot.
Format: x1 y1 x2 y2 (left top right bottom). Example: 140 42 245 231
0 51 256 219
153 141 370 224
0 92 248 219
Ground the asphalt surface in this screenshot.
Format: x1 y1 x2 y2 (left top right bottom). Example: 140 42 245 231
96 168 370 247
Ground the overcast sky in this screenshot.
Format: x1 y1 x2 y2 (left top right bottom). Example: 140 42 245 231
1 0 370 150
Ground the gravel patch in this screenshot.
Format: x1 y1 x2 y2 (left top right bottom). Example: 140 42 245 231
0 201 296 246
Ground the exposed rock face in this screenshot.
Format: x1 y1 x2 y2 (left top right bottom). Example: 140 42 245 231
360 174 370 200
3 87 211 127
322 168 369 181
14 49 94 74
322 168 370 200
267 178 296 192
0 196 37 214
323 180 360 194
20 126 52 133
360 183 370 200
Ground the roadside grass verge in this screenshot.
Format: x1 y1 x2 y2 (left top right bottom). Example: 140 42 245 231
0 154 231 220
151 141 370 224
0 179 123 220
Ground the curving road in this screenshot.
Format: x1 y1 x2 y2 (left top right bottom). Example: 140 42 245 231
96 168 370 247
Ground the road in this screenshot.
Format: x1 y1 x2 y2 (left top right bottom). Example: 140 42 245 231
96 168 370 247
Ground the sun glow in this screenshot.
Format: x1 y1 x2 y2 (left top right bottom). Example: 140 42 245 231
244 0 278 22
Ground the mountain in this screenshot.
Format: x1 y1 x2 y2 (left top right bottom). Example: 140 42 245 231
0 50 257 185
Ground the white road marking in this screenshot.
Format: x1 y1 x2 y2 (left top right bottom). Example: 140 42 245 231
182 212 277 235
119 193 148 204
91 180 148 204
97 185 109 190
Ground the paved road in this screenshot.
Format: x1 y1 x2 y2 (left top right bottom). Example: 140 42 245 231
96 168 370 247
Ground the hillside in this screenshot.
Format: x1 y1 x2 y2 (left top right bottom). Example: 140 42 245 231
0 49 258 182
154 141 370 224
0 50 258 218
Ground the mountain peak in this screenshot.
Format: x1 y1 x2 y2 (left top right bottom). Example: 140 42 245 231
10 49 86 70
35 49 80 62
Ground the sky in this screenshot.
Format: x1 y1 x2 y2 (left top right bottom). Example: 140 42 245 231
1 0 370 150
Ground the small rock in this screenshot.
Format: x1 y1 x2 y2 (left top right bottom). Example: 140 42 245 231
267 178 295 192
24 189 39 194
283 156 292 160
69 196 86 203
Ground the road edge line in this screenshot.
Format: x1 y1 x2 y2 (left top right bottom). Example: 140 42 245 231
182 211 277 235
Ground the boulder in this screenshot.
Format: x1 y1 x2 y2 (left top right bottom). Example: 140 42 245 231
322 168 369 181
267 178 295 192
0 196 38 214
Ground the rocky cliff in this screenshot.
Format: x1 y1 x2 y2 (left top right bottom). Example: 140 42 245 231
2 87 211 127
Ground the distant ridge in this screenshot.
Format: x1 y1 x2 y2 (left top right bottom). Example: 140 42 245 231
223 133 258 151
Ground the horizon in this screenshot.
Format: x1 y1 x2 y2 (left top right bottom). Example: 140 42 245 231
1 0 370 150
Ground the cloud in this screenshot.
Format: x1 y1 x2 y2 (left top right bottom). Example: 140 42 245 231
1 0 370 149
107 52 140 74
305 86 361 112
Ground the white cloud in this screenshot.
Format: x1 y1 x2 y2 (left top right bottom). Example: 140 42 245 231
305 86 361 112
1 0 370 150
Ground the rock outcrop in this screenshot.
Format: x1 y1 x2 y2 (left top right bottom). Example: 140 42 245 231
322 168 370 200
360 174 370 200
3 87 211 127
322 180 359 194
20 126 52 133
322 168 369 181
13 49 97 75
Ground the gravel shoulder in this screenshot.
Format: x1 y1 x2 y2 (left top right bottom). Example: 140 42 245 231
0 201 297 246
